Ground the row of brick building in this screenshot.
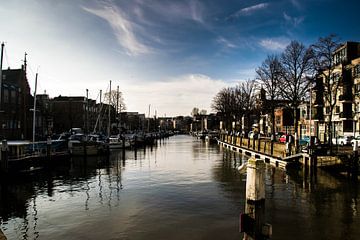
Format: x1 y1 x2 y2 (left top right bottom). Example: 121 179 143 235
0 66 119 140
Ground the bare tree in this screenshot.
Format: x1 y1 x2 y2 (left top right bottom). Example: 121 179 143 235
256 55 282 137
191 107 199 116
212 80 256 132
211 87 236 130
311 34 341 145
240 79 257 133
280 40 313 139
200 109 207 115
233 84 246 132
104 90 126 113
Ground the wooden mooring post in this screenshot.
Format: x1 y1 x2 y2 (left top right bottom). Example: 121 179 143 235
0 140 9 173
240 158 271 240
352 141 359 180
46 136 52 160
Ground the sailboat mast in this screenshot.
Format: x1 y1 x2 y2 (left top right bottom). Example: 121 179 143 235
147 104 150 132
116 86 119 129
0 42 4 111
32 73 38 151
85 89 89 135
99 89 102 132
108 80 111 137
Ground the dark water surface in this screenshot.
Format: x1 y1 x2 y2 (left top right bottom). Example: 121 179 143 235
0 135 359 239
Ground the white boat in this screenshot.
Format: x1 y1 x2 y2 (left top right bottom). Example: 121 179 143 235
108 135 123 149
68 134 101 156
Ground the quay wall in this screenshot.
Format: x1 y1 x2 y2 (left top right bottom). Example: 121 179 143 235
220 134 292 158
219 134 346 168
218 135 292 170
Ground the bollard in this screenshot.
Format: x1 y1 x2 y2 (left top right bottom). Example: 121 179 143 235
352 141 359 180
285 142 290 157
122 135 126 150
1 140 9 173
241 158 271 240
47 136 52 160
270 135 274 156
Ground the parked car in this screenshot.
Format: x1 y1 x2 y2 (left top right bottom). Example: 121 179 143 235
279 134 291 143
351 136 360 146
299 136 310 146
332 136 352 146
275 132 285 141
299 136 319 146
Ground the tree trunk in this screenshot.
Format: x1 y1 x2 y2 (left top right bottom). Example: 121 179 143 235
271 109 275 155
294 107 298 152
328 115 333 154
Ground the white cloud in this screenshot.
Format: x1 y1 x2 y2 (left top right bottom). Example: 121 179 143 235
138 0 205 25
216 36 237 49
259 38 290 51
122 74 228 116
189 0 204 24
228 3 269 19
82 4 152 56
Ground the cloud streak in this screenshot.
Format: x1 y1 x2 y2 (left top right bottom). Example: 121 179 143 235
259 38 290 51
227 3 269 20
82 4 152 56
216 36 237 49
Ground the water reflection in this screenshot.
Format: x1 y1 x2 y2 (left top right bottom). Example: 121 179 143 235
0 135 359 239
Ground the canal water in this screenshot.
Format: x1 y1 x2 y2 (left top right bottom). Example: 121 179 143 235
0 135 359 239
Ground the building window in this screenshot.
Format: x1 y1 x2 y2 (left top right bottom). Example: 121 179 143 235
3 89 9 103
330 73 341 84
356 103 360 113
355 84 360 95
354 64 360 78
275 116 281 125
11 90 16 104
335 106 340 114
326 106 330 114
333 48 347 65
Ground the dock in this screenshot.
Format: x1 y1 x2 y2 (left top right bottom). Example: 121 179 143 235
218 139 296 170
216 134 345 170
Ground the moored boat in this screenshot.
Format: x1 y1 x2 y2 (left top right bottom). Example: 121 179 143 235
108 135 123 149
68 134 108 156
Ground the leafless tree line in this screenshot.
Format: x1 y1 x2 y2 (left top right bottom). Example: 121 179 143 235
212 34 341 143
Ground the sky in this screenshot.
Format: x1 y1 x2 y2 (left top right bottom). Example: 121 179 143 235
1 0 360 117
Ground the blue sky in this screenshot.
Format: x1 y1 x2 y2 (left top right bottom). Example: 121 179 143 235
1 0 360 116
